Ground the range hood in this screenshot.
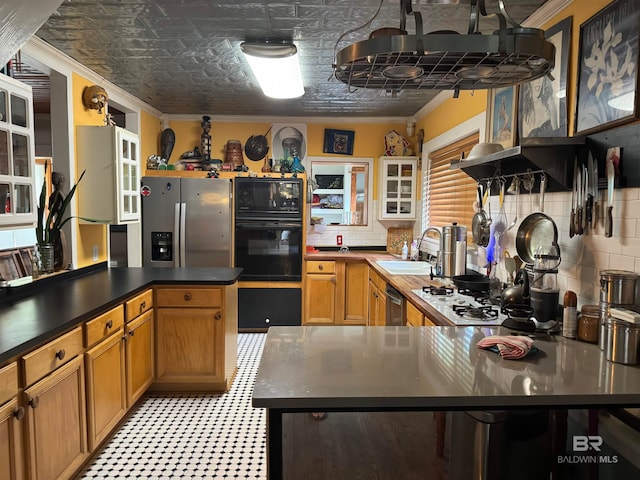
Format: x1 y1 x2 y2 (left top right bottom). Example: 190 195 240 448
334 0 555 92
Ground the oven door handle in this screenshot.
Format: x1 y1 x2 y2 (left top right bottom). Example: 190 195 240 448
235 222 302 230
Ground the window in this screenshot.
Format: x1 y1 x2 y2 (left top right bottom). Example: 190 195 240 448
423 133 478 237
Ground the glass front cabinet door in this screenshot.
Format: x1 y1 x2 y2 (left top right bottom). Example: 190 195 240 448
0 75 37 228
77 125 140 224
379 156 417 220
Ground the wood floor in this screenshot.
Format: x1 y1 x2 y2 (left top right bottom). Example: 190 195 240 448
282 411 449 480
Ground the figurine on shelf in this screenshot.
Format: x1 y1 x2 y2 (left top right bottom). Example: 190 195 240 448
200 115 212 162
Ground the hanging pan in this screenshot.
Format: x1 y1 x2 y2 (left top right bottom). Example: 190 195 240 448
515 173 559 264
244 126 272 161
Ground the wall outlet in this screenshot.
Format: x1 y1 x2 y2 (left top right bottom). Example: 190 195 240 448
336 235 342 246
92 245 99 261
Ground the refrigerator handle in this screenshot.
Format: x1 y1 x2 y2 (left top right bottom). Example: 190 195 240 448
174 203 181 268
180 202 187 267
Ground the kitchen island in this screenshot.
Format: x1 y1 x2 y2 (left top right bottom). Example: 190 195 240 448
0 265 242 365
253 325 640 478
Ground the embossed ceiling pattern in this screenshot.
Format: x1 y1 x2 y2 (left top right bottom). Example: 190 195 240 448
33 0 547 117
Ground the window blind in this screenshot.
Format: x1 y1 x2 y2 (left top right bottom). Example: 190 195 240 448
424 133 479 236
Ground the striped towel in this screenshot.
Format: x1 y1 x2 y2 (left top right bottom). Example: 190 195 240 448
476 335 534 360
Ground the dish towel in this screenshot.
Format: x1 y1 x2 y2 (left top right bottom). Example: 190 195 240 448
476 335 534 360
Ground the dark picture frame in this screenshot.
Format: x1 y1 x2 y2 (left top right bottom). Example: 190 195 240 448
486 86 517 148
519 17 571 138
575 0 640 135
323 129 355 155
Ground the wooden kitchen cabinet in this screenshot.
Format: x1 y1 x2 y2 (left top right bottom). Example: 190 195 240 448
0 75 37 228
84 305 126 452
153 285 237 392
405 300 424 327
76 125 140 224
303 260 368 326
0 362 25 480
124 289 154 407
304 261 337 325
23 350 88 480
368 268 386 326
378 156 417 220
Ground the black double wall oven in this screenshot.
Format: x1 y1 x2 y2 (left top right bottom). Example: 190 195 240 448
234 177 303 329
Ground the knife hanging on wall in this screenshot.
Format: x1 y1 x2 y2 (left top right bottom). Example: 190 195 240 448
569 156 577 238
605 156 615 237
586 153 594 225
592 154 598 230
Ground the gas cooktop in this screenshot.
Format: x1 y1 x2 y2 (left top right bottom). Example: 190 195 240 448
412 286 507 326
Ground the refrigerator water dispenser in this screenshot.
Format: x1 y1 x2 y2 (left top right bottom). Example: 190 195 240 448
151 232 173 262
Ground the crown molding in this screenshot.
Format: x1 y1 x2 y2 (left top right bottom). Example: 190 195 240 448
522 0 573 28
22 36 163 118
161 114 411 124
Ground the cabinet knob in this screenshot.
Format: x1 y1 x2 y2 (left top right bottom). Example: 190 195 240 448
129 329 135 337
184 293 192 301
318 265 324 270
331 277 336 284
140 300 146 311
13 406 25 420
55 349 66 361
214 312 222 320
105 320 113 329
29 396 40 409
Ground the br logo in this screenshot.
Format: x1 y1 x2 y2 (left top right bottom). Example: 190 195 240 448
573 435 603 452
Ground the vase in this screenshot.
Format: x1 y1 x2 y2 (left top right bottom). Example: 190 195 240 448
39 244 55 274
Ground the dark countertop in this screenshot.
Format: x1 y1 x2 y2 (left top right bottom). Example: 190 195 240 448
253 326 640 410
0 266 243 365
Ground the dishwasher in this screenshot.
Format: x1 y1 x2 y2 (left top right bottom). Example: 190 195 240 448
385 284 405 326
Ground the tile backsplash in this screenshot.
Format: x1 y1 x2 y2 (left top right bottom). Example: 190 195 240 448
470 186 640 309
306 187 640 310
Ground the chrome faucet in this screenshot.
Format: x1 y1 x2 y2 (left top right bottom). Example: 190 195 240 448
417 227 443 275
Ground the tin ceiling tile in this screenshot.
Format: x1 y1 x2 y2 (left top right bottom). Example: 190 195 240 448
20 0 549 116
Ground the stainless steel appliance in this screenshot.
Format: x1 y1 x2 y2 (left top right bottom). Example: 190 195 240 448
141 177 232 268
442 223 467 277
385 284 404 326
234 177 303 281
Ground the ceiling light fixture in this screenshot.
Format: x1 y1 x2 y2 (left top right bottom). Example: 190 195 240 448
241 41 304 99
333 0 555 93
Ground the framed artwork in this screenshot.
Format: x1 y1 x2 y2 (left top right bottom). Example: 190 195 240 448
271 123 307 164
575 0 640 135
486 86 517 148
519 17 571 138
323 129 355 155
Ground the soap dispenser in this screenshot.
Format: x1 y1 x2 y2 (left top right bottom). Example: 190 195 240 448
401 241 409 260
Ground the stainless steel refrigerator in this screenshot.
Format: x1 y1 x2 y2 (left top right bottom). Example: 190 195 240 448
141 177 232 268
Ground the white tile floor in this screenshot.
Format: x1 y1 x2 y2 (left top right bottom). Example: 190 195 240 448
75 333 267 480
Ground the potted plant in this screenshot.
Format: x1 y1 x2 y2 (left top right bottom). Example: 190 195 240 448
36 168 86 273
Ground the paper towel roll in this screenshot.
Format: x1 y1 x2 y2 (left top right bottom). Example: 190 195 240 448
455 241 466 276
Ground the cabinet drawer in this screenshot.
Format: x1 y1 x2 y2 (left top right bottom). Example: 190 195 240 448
22 327 83 387
125 289 153 322
307 261 335 274
405 301 424 327
85 305 125 347
155 287 222 307
0 362 18 405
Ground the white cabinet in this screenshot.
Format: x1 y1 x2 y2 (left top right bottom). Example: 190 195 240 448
0 75 37 228
378 156 417 220
76 125 140 224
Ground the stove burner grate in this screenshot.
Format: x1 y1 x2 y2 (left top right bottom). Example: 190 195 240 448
423 285 453 296
452 304 499 320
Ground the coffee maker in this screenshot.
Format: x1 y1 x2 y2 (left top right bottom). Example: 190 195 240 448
530 244 561 327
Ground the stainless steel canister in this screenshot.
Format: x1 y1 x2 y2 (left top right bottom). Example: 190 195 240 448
442 223 467 277
604 317 640 365
599 270 639 304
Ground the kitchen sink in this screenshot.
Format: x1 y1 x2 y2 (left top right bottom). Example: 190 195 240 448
375 260 432 276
